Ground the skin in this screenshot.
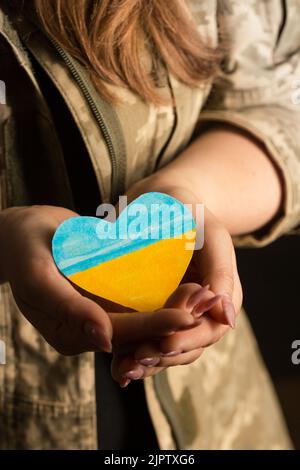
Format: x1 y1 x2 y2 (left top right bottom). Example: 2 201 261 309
0 124 282 386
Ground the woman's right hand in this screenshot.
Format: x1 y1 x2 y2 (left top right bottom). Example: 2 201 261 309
0 205 114 354
0 205 195 357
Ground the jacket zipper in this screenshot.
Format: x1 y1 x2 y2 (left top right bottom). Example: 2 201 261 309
48 38 125 203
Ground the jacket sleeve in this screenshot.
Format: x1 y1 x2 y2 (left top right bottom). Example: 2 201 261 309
197 0 300 247
0 104 9 211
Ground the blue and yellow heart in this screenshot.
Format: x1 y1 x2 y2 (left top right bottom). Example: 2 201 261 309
52 193 196 311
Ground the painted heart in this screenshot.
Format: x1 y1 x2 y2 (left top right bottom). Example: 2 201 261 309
52 192 196 312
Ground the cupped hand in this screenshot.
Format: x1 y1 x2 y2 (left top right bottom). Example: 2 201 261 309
0 197 242 388
0 205 197 356
0 205 113 354
111 281 233 386
114 181 243 386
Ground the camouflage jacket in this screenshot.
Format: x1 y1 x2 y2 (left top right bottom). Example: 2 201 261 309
0 0 299 449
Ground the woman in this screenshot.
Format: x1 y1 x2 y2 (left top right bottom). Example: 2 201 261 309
0 0 298 449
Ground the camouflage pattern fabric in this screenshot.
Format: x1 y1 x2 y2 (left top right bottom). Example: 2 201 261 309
0 0 298 449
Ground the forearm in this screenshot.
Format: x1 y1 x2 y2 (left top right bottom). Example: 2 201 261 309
141 125 283 236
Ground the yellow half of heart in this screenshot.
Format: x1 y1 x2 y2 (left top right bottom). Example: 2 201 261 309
69 229 196 312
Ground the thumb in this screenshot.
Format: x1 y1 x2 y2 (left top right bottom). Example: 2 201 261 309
197 223 237 328
204 265 236 328
61 294 114 354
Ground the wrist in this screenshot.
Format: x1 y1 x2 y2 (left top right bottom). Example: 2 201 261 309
127 173 200 208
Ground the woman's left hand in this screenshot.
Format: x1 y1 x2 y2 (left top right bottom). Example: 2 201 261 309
111 179 243 387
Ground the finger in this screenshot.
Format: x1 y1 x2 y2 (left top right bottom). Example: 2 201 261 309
109 307 196 347
128 348 204 377
12 257 113 355
113 347 204 384
158 316 229 354
166 282 225 326
107 284 214 356
157 348 204 367
112 356 165 384
133 340 196 364
165 283 209 310
196 219 237 327
111 354 145 383
133 341 190 367
134 316 228 362
134 342 164 364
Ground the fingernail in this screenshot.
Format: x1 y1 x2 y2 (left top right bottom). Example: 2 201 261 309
120 378 131 388
123 370 144 380
192 294 222 317
161 350 181 357
222 295 236 329
187 285 210 309
84 321 112 353
138 357 160 367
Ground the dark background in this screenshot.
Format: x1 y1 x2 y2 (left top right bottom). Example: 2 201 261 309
237 234 300 449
